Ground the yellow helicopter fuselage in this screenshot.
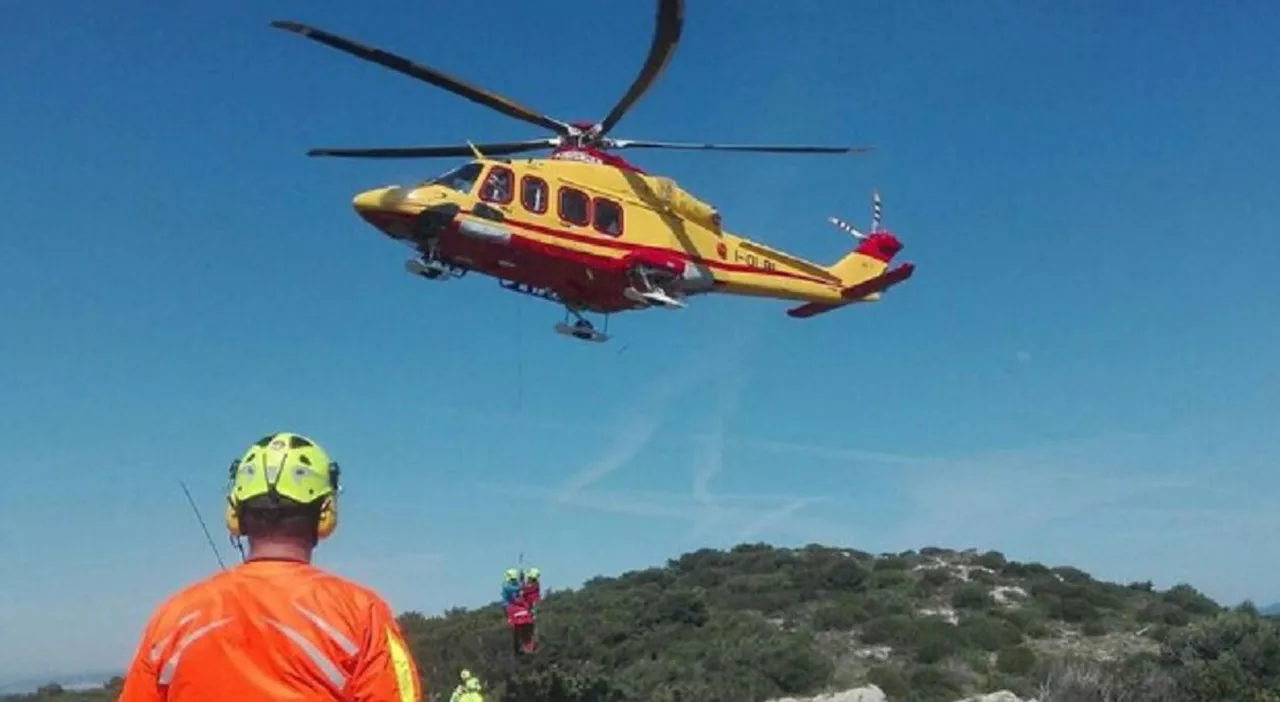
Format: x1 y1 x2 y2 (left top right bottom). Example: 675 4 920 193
352 150 912 317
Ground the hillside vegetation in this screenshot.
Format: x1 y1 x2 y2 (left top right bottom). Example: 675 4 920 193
8 543 1280 702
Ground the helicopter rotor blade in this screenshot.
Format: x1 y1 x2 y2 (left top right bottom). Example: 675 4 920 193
594 0 684 137
270 21 572 135
306 139 558 159
607 139 873 154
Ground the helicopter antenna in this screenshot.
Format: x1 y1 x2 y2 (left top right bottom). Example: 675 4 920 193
466 140 484 159
871 190 882 232
179 480 227 570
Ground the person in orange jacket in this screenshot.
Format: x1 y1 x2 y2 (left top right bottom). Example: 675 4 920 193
117 432 423 702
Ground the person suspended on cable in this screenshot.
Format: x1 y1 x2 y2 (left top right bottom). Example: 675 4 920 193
521 567 542 611
116 432 424 702
501 568 524 607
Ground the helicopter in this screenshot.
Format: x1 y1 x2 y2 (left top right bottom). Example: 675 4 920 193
271 0 914 343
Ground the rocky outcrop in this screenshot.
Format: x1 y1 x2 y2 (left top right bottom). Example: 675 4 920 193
771 686 887 702
769 687 1036 702
955 692 1032 702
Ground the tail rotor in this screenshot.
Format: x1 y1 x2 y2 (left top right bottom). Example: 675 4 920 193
827 190 883 241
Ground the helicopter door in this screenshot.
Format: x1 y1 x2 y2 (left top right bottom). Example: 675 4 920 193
478 166 516 212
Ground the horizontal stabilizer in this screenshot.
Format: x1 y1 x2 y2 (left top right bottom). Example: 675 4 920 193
786 263 915 319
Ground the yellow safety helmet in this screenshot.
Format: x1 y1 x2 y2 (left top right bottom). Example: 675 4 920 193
526 567 540 580
504 568 520 581
460 669 472 681
224 432 341 540
465 677 482 692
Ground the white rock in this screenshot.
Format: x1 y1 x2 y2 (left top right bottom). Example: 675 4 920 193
851 645 892 661
991 586 1028 604
918 606 959 624
769 685 886 702
954 691 1028 702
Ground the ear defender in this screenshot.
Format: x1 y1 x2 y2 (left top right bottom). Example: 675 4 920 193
225 497 242 538
224 459 242 537
316 461 341 540
316 494 338 540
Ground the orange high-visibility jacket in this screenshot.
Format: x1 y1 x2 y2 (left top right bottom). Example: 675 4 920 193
118 559 422 702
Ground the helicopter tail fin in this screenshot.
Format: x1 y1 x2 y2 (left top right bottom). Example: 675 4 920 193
827 231 899 290
786 194 913 318
786 240 914 318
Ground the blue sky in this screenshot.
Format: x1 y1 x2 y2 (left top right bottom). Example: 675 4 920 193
2 0 1279 682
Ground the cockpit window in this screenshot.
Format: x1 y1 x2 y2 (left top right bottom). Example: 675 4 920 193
479 166 515 204
422 163 483 194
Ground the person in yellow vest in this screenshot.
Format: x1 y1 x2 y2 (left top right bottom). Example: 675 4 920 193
458 675 483 702
449 669 474 702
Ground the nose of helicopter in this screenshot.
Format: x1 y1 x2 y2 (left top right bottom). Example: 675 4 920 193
352 187 393 213
351 186 411 239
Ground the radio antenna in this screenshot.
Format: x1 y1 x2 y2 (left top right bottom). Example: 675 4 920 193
179 480 227 570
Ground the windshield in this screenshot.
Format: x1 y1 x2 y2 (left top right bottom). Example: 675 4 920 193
421 162 483 194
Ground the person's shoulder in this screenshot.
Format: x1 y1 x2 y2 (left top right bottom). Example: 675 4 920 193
307 567 398 618
139 569 229 632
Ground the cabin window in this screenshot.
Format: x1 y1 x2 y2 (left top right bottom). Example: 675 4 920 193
479 166 515 205
592 197 624 236
521 176 548 214
558 187 590 226
422 162 483 194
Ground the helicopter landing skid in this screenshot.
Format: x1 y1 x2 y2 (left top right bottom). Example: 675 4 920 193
554 308 610 343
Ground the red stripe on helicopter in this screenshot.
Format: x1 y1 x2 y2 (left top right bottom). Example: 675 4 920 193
461 209 836 286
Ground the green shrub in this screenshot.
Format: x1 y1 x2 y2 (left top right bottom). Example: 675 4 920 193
860 614 915 646
996 645 1037 675
952 583 993 611
812 598 866 631
869 568 913 590
973 550 1008 570
911 618 963 664
970 569 998 585
1161 611 1280 699
1163 583 1222 617
1053 596 1101 623
921 568 952 587
905 664 966 702
866 665 909 699
1140 601 1192 627
959 614 1024 651
875 556 912 572
818 558 869 591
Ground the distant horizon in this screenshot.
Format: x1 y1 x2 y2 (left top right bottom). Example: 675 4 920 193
0 669 119 695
